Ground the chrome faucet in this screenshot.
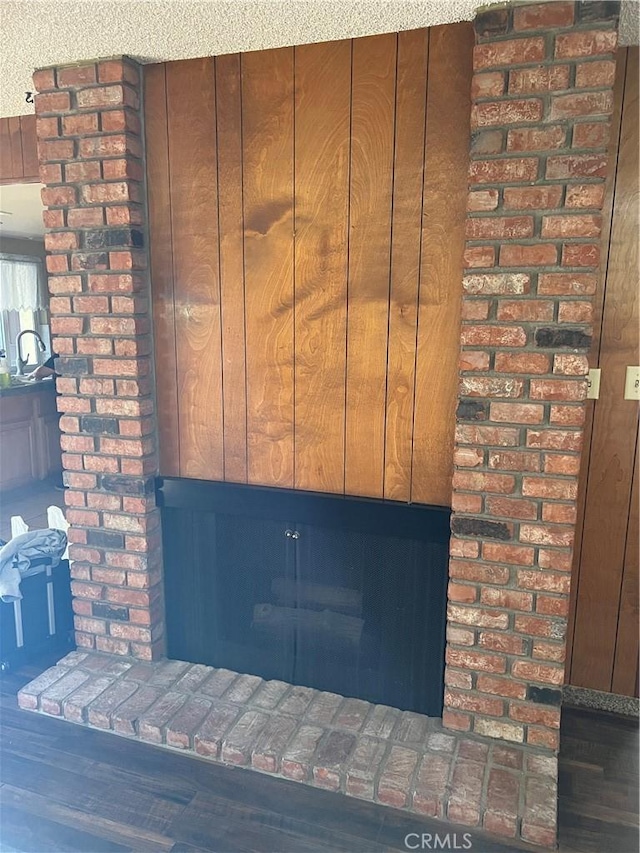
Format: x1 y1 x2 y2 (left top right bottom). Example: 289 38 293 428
16 330 46 375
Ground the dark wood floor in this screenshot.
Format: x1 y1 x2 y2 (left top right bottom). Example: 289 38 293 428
0 658 637 853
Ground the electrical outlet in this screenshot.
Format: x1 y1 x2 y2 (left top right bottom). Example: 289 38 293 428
587 368 601 400
624 366 640 401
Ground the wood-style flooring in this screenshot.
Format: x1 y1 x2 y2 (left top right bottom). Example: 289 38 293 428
0 657 637 853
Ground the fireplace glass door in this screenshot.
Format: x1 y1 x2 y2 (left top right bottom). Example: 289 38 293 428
159 478 449 716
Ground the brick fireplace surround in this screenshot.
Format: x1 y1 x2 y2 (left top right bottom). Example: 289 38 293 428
19 2 619 848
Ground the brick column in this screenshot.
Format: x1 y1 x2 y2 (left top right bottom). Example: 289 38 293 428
33 58 164 661
445 1 618 751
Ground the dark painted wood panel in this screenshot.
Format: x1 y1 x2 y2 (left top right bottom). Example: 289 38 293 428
411 23 474 506
344 33 397 499
145 63 180 475
216 53 248 484
293 40 351 494
569 47 640 695
242 47 295 488
167 58 224 481
383 29 429 502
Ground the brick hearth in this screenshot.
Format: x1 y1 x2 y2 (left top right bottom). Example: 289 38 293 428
20 651 557 845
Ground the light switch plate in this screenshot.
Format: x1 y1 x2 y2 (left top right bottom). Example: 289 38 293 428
587 368 601 400
624 366 640 400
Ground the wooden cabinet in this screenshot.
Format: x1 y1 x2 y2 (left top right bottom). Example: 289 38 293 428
0 384 62 491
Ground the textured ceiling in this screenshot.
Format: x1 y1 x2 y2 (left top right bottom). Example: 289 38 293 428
1 1 637 118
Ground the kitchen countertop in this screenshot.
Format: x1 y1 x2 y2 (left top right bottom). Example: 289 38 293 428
0 377 56 398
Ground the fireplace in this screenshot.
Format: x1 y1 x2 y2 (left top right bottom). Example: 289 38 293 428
158 478 450 717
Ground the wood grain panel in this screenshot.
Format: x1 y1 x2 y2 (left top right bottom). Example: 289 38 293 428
293 40 351 493
147 29 473 505
565 47 628 679
571 46 639 692
7 118 24 178
0 118 15 180
344 33 397 499
242 48 295 488
167 58 224 481
216 54 248 484
612 431 639 697
144 63 180 475
411 23 474 507
383 29 429 502
0 114 39 183
19 115 39 178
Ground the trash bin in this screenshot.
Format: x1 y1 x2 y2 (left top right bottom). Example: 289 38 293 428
0 529 73 671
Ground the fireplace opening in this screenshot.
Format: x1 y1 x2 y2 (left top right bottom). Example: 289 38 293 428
158 478 450 716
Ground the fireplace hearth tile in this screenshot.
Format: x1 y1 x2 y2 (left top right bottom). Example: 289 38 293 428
18 652 560 849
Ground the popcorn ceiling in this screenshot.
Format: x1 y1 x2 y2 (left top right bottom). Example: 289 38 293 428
3 0 478 117
2 0 637 117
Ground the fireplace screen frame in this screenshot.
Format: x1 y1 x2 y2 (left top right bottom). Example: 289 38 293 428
157 477 451 716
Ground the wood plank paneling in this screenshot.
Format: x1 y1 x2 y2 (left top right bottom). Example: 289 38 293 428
242 48 295 488
7 117 24 178
383 29 429 502
216 53 248 484
293 40 351 494
19 115 39 178
167 58 224 481
145 64 180 475
0 113 39 182
565 48 628 679
570 47 639 693
411 24 474 506
344 33 397 499
612 433 639 697
146 24 474 505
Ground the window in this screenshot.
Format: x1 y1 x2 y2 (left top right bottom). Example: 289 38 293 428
0 254 49 370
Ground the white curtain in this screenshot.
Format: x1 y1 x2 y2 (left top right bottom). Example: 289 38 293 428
0 257 45 312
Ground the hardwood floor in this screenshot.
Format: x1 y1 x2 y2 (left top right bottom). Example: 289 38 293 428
0 658 637 853
558 706 639 853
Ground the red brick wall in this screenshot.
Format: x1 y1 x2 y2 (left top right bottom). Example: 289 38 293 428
33 58 164 661
445 1 618 750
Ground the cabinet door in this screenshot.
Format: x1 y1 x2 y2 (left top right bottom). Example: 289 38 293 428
0 420 37 490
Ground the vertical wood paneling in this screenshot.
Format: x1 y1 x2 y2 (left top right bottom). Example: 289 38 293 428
612 432 639 697
293 40 351 493
7 118 24 178
565 48 628 679
0 118 15 180
145 63 180 475
571 46 639 693
344 34 397 499
0 114 38 182
242 48 295 488
216 54 248 484
19 115 39 178
147 26 473 506
411 24 474 507
383 29 429 502
167 58 224 480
